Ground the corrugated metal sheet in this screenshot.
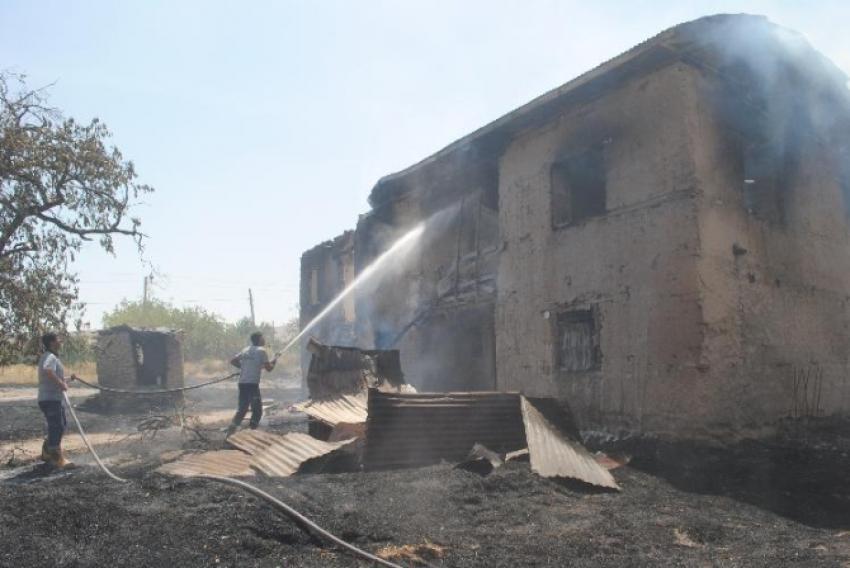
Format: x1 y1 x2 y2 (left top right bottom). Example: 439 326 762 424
363 389 618 489
226 430 356 477
157 450 255 478
294 393 368 427
328 422 366 442
364 391 527 470
225 429 284 456
250 432 355 477
520 397 620 490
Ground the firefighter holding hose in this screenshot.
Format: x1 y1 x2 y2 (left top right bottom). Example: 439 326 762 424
226 331 278 436
37 332 78 468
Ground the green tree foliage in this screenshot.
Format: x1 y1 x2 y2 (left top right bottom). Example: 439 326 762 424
102 299 293 362
104 299 236 360
0 72 152 363
61 331 94 365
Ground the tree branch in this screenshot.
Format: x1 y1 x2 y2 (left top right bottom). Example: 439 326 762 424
34 212 145 240
0 244 36 259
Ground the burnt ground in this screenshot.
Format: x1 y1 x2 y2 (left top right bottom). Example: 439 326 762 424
1 384 849 567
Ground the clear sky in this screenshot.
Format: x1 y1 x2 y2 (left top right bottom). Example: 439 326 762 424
2 1 848 327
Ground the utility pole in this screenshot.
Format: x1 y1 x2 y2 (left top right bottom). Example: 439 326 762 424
248 288 256 326
143 272 154 309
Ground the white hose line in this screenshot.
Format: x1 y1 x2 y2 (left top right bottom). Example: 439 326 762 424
74 372 239 395
63 391 127 483
201 475 404 568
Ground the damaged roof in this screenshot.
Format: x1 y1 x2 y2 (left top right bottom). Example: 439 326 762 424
305 338 407 399
98 324 181 336
368 14 850 208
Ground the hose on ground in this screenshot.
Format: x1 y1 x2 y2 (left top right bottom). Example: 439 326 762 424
201 475 403 568
64 392 401 567
73 372 239 395
62 391 127 483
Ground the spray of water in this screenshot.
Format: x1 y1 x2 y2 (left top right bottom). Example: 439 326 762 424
278 223 426 355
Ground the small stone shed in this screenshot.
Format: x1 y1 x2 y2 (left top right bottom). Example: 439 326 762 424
95 326 185 411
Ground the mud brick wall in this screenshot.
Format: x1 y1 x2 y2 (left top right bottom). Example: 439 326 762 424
96 330 137 389
298 15 850 441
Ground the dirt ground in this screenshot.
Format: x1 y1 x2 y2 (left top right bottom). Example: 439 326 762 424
1 380 849 567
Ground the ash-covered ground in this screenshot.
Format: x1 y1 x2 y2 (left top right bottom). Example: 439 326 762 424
1 383 849 567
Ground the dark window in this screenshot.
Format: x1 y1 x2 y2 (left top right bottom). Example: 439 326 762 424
742 141 786 224
131 331 168 386
555 310 599 372
551 147 606 228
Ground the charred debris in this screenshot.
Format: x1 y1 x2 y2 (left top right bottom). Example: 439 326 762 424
162 339 620 490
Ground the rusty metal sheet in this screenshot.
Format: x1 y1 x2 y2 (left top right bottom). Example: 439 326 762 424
250 432 356 477
364 391 527 470
294 393 368 427
328 422 366 442
157 450 255 478
225 429 285 456
520 397 620 490
227 430 355 477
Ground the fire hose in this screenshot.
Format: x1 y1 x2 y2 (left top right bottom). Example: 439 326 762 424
72 372 239 394
61 391 402 567
201 476 403 568
63 391 127 483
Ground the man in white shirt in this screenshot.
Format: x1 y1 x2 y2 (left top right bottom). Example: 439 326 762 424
226 332 277 436
37 332 78 468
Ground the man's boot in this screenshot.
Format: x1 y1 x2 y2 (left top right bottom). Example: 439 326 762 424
225 423 238 438
40 440 50 462
48 447 73 469
57 448 74 469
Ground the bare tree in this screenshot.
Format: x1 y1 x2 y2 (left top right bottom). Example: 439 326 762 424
0 72 153 362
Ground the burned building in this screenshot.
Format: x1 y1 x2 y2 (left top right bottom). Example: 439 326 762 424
300 15 850 440
95 326 185 411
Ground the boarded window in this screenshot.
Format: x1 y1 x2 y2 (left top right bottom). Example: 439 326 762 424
556 310 599 372
551 148 606 228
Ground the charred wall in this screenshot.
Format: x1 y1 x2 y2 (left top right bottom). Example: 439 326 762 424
353 158 501 392
689 52 850 432
299 231 357 365
496 39 850 439
496 62 705 436
297 14 850 441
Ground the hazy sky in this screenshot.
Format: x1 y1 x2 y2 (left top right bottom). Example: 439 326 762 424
2 1 848 327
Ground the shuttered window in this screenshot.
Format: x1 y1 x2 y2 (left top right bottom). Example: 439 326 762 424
556 310 599 372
